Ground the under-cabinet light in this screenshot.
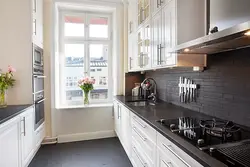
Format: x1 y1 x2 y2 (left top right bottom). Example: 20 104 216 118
244 30 250 36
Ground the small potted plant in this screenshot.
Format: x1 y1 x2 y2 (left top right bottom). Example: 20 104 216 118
0 65 16 108
78 77 95 105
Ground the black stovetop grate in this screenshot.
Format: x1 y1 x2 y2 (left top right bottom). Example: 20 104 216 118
218 141 250 167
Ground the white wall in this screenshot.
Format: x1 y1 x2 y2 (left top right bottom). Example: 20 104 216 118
44 0 124 141
0 0 33 105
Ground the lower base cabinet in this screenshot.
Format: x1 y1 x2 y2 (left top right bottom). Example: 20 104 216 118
0 117 21 167
0 106 45 167
21 107 35 167
114 100 203 167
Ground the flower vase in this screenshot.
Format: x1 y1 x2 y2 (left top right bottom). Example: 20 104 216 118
84 91 90 105
0 90 7 108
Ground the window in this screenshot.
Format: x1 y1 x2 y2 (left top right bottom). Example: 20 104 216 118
59 11 112 106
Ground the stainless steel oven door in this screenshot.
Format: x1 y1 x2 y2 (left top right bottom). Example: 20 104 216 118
33 75 46 94
35 98 45 130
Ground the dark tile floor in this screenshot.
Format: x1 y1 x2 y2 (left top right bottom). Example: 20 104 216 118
29 137 132 167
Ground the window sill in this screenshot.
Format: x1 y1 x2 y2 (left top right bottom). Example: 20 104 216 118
57 103 113 109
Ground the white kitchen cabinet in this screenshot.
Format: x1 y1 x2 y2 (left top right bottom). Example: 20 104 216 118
157 148 179 167
128 33 137 71
114 101 121 139
157 133 203 167
161 0 176 66
151 0 206 69
130 21 151 71
34 123 45 149
0 117 21 167
33 0 43 48
137 0 150 27
114 101 131 158
20 107 35 167
151 11 162 67
120 106 131 158
151 0 169 16
0 106 40 167
128 0 137 34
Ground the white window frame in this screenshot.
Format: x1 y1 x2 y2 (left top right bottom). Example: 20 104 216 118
58 10 113 107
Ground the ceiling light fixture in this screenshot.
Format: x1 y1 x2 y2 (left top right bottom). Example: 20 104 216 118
184 48 190 52
244 30 250 36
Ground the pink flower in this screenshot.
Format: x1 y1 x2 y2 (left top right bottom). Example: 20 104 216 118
8 65 16 73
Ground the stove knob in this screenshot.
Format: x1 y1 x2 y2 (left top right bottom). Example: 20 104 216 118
170 124 176 131
209 147 216 154
197 139 205 147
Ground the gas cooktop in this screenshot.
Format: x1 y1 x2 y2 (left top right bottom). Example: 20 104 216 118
157 117 250 167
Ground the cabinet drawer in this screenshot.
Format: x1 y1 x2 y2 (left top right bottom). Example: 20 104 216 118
131 138 154 167
157 148 179 167
157 133 203 167
131 112 156 143
132 123 156 163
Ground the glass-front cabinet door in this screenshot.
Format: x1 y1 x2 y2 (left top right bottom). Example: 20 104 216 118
162 0 176 66
137 28 143 69
137 0 144 26
142 23 151 69
137 0 150 27
151 11 163 67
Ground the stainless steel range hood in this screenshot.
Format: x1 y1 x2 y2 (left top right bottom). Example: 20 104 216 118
171 21 250 55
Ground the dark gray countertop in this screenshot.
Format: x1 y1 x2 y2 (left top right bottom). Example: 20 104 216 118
115 95 228 167
0 104 33 125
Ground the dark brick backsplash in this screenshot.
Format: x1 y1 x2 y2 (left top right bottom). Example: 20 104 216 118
146 47 250 127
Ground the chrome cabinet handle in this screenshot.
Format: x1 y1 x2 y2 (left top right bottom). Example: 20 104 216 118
133 127 147 141
159 44 162 64
129 57 132 69
157 0 160 8
21 117 26 136
36 98 46 104
34 75 46 78
141 53 144 67
133 147 147 167
133 116 146 128
118 105 121 119
162 160 172 167
33 19 37 35
162 143 191 167
129 21 133 33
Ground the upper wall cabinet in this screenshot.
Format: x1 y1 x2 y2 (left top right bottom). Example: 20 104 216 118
151 0 169 16
33 0 43 48
137 0 150 27
151 0 207 69
128 0 137 34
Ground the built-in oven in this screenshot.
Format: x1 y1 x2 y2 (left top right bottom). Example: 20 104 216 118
33 75 45 94
33 43 45 130
34 92 45 130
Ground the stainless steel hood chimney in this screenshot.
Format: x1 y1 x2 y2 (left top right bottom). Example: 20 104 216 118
171 21 250 55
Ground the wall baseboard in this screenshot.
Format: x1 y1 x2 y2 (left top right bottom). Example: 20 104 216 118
57 130 116 143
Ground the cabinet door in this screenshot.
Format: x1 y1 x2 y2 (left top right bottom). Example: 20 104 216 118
0 117 21 167
114 101 121 139
151 0 162 16
33 0 43 48
142 23 151 69
136 28 144 69
21 107 35 167
128 33 136 71
162 0 176 66
128 0 137 34
151 11 162 67
157 149 179 167
137 0 144 26
120 106 131 158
